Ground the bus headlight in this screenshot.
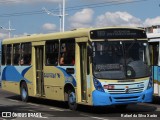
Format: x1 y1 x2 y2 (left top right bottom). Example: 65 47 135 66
93 79 104 92
127 70 132 77
147 77 153 89
126 66 135 78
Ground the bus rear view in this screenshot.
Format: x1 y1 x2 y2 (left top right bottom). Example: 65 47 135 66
88 28 153 107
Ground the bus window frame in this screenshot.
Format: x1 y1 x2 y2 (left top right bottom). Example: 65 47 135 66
19 42 32 66
59 38 75 66
13 43 20 65
6 44 12 65
158 42 160 66
45 40 59 66
2 45 6 65
149 42 159 66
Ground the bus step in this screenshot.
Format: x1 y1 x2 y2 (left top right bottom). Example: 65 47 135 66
82 100 88 103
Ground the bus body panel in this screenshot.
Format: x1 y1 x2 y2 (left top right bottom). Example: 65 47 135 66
92 88 153 106
43 66 76 101
1 66 32 94
43 66 65 100
152 66 160 96
148 32 160 97
1 65 77 101
92 78 153 106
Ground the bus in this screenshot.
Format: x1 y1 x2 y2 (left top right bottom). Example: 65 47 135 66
147 30 160 98
1 27 153 110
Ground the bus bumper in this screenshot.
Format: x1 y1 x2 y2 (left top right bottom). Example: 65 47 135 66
92 87 153 106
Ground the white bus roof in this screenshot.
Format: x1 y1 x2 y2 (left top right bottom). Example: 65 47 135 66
147 33 160 38
147 33 160 42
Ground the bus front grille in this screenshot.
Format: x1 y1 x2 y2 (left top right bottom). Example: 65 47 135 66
106 82 145 94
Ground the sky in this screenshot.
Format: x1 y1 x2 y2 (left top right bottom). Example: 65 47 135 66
0 0 160 39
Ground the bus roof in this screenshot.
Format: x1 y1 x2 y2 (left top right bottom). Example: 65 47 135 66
2 28 89 44
147 33 160 39
147 32 160 42
2 27 145 44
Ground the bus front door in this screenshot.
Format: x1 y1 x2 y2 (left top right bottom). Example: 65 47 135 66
35 46 45 96
79 43 87 101
150 42 160 96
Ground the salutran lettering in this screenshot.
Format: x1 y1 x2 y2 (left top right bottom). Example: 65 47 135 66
44 73 60 78
90 28 146 39
112 30 137 36
97 30 137 37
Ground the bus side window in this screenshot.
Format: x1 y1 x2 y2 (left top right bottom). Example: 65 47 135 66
150 42 159 66
13 44 20 65
45 40 59 66
6 44 12 65
2 45 6 65
60 39 75 66
20 43 31 65
154 44 159 66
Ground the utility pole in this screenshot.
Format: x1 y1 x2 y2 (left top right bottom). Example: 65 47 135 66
0 20 15 38
59 4 62 32
62 0 65 32
43 0 67 32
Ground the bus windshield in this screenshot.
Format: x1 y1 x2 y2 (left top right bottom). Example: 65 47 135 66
92 41 151 80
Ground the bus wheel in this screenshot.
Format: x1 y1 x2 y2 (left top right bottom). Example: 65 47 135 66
20 82 29 102
68 90 77 110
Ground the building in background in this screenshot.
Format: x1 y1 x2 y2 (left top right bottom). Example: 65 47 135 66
146 25 160 38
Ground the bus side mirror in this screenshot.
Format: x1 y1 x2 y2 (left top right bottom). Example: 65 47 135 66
87 46 93 56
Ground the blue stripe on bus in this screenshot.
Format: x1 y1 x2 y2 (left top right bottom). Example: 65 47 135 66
158 66 160 82
153 66 158 81
92 87 153 106
2 66 31 83
153 66 160 82
21 66 32 77
56 66 76 87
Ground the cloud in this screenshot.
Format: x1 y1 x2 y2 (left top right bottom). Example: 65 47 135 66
14 33 31 37
0 32 8 39
95 11 142 27
42 23 57 31
144 16 160 27
68 10 144 29
68 8 94 29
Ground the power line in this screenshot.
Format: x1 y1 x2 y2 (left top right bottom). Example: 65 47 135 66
0 0 149 17
65 0 147 11
0 10 45 17
65 0 150 12
0 0 151 18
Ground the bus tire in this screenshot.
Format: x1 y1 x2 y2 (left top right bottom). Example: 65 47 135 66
20 82 29 102
68 90 77 110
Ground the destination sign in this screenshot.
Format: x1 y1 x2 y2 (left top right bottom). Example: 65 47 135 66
90 28 147 39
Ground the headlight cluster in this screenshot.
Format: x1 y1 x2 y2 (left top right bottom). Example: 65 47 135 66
93 79 104 92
